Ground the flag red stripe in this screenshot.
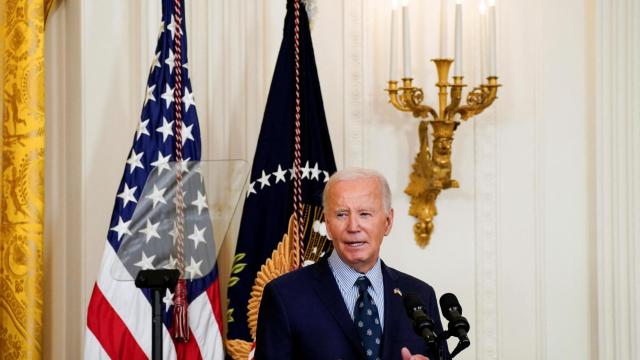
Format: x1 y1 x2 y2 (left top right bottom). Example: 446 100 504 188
87 284 148 360
172 328 203 360
206 277 224 333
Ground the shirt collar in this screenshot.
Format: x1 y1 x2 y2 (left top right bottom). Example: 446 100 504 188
328 249 384 296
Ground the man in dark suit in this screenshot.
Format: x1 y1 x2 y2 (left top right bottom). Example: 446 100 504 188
255 168 451 360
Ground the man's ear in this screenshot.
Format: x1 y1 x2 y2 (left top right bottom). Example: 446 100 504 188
323 215 333 241
385 208 394 236
325 227 333 241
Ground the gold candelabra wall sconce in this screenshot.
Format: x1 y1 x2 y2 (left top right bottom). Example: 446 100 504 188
386 61 499 247
386 0 501 247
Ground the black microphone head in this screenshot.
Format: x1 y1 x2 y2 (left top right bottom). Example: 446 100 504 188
403 293 437 344
440 293 462 321
403 293 426 317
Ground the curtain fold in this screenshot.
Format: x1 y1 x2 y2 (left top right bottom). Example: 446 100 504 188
0 0 53 358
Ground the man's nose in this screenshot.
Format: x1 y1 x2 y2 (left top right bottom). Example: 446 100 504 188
347 215 360 232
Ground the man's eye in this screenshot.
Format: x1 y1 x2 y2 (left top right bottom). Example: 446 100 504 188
360 212 371 217
336 213 347 218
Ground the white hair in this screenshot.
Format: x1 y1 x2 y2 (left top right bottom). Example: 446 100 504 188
322 167 392 213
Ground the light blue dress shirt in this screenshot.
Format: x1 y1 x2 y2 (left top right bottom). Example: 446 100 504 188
327 250 385 330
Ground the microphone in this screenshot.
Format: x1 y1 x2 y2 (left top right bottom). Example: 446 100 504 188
439 293 470 358
402 293 437 345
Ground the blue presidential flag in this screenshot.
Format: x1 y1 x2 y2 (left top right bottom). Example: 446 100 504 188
225 0 337 357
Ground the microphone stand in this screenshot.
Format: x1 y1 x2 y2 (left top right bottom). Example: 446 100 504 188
135 269 180 360
436 330 470 359
424 334 444 360
417 330 469 359
412 334 443 360
448 334 470 358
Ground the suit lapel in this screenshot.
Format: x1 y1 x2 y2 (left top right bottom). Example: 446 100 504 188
381 261 403 359
311 256 365 356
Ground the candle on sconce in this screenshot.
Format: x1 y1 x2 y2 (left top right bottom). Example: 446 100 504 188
488 0 497 75
402 0 411 78
453 0 463 76
479 0 487 78
440 0 448 58
389 0 399 80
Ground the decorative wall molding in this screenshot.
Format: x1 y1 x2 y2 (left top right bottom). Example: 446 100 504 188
531 1 546 359
596 0 640 359
342 0 364 167
474 112 499 360
471 2 499 358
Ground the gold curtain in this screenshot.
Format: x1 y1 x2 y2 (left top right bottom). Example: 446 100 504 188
1 0 53 358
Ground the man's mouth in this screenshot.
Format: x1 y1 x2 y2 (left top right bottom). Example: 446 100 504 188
345 241 366 248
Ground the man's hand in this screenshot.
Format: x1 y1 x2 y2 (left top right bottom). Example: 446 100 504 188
401 347 429 360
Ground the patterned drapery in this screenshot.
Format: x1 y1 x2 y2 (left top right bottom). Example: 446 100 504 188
0 0 54 358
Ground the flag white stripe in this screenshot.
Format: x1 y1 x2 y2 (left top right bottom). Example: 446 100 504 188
95 245 179 359
188 292 224 359
163 322 179 360
96 246 151 358
84 327 112 359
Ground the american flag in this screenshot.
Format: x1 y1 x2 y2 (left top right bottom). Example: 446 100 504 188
83 0 224 358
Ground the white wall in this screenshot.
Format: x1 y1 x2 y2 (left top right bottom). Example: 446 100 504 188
42 0 639 359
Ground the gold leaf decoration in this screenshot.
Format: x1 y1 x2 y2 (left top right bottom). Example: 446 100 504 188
227 276 240 288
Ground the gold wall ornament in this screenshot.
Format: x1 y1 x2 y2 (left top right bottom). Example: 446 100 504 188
386 60 500 247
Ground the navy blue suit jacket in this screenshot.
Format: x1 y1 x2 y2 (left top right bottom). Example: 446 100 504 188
255 254 451 359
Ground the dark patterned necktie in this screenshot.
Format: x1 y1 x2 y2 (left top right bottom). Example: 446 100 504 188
354 276 382 360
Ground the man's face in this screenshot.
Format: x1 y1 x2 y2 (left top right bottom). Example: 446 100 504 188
324 177 394 273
